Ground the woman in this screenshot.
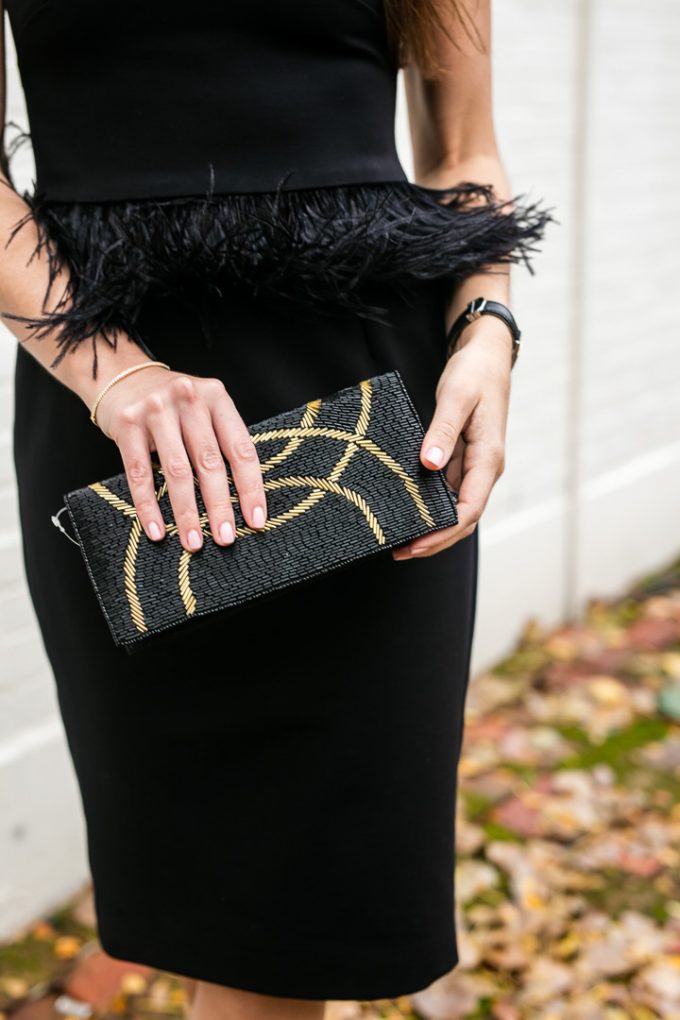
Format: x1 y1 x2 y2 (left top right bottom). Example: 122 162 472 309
1 1 552 1017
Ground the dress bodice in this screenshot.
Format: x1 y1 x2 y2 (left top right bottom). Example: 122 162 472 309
6 0 407 201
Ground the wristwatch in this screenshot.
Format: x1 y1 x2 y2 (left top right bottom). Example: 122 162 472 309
445 297 522 368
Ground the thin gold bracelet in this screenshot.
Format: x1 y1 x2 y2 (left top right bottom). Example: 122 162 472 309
89 361 171 429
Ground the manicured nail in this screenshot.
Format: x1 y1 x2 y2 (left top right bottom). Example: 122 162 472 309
424 445 445 467
252 506 266 529
188 528 202 550
148 520 162 541
220 521 234 544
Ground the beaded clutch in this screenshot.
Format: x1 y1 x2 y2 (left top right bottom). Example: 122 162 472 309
60 370 459 652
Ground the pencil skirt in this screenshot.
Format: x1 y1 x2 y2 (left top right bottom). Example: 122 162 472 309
12 275 478 1002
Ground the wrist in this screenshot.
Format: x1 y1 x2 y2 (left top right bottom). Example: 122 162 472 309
58 339 156 408
89 361 173 431
445 296 521 369
448 316 515 366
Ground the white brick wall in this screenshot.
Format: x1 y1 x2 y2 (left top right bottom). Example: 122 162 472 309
2 1 680 937
475 0 680 648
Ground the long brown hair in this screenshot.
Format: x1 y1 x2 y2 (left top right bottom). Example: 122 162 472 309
383 0 484 79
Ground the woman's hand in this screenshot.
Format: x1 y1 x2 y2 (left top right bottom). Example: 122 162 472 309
87 362 267 554
392 318 513 560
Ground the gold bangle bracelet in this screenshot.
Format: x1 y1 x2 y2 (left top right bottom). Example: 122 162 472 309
89 361 171 429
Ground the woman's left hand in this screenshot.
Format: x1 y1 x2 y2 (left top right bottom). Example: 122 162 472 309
393 318 513 560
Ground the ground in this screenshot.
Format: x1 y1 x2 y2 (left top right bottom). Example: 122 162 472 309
2 556 680 1020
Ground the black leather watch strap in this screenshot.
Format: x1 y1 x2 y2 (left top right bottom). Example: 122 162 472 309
446 297 522 368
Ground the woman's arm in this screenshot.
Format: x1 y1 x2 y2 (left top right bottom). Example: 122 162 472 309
0 2 267 553
394 0 517 560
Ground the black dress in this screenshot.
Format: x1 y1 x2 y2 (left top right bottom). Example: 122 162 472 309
3 0 551 1001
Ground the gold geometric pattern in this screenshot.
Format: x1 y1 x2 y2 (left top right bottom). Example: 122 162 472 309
88 378 433 634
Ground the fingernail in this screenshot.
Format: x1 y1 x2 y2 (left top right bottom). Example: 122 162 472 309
410 544 430 555
220 521 234 544
148 520 162 541
252 506 266 529
188 528 202 550
424 445 445 467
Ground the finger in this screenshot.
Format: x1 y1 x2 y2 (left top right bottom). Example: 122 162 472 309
393 444 499 559
400 522 478 558
408 459 495 554
210 387 267 531
453 447 503 531
392 524 460 561
149 407 203 553
392 517 479 560
445 433 466 495
177 387 236 547
420 384 474 471
117 423 166 542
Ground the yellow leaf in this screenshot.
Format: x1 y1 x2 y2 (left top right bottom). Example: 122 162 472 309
555 933 580 957
632 1008 660 1020
54 936 82 960
120 973 148 995
0 978 29 999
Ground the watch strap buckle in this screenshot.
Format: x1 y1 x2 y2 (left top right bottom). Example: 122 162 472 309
465 297 488 322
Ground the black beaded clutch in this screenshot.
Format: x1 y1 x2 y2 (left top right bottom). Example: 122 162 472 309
60 370 459 652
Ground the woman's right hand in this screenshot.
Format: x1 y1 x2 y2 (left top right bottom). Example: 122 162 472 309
86 361 268 553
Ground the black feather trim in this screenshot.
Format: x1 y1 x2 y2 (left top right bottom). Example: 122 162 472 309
1 165 557 377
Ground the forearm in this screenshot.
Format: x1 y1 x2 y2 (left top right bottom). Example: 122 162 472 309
0 173 152 408
413 154 514 361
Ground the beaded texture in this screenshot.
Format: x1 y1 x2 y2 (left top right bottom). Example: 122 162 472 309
62 370 459 651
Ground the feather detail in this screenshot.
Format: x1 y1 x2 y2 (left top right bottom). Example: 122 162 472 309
1 163 557 377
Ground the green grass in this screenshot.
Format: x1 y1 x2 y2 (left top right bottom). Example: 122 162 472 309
554 718 670 776
581 869 674 924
